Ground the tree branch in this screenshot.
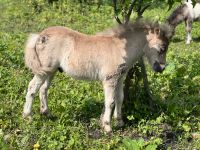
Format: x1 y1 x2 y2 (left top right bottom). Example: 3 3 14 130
113 0 123 24
136 2 151 19
140 4 151 15
115 16 123 24
120 0 125 5
125 0 136 24
139 58 154 107
137 0 143 14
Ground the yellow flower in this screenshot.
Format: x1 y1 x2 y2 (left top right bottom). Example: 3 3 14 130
33 141 40 150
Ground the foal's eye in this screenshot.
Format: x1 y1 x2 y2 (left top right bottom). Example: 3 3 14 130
159 44 167 54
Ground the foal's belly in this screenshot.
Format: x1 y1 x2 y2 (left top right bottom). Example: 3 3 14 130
61 61 100 81
65 69 99 81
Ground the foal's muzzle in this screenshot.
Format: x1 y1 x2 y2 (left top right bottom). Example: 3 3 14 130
153 61 165 73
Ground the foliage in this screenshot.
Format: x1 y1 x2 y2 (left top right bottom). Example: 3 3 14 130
122 137 159 150
0 0 199 149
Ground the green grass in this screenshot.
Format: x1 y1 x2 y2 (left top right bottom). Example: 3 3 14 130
0 0 199 149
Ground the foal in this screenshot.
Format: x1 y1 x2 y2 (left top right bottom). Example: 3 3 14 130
23 21 173 133
167 0 200 44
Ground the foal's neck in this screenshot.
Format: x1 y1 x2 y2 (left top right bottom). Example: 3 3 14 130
123 31 146 65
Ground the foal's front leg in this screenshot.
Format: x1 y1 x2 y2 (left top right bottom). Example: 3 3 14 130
113 79 124 127
185 18 193 44
101 80 116 133
23 75 46 118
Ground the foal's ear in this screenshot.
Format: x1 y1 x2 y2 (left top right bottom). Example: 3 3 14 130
154 28 160 35
144 25 151 34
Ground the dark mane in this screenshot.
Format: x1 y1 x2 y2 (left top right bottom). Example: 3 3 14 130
112 20 173 40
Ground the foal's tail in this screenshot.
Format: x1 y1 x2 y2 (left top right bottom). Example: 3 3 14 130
24 34 49 75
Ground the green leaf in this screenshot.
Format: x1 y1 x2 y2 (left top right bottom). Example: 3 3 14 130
137 138 145 148
191 0 196 6
182 123 191 132
145 144 157 150
122 138 140 150
164 63 175 74
127 115 135 121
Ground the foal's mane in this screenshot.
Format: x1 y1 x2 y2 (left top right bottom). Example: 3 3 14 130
103 20 173 40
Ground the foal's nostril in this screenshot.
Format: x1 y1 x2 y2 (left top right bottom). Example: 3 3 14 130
160 48 165 53
160 64 166 70
153 61 165 73
162 44 168 52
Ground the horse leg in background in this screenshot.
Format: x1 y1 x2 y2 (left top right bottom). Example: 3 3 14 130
23 74 47 119
101 80 117 133
185 18 193 44
113 79 124 127
39 73 54 117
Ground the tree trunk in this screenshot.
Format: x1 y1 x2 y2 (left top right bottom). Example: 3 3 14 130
113 0 154 107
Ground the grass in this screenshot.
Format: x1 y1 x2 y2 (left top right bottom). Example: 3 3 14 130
0 0 199 149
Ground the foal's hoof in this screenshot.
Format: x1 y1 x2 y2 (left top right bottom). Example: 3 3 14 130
22 112 32 120
114 118 124 128
40 110 53 118
117 119 125 128
100 121 112 133
186 41 191 44
103 125 112 133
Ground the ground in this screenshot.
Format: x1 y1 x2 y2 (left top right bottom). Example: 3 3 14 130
0 0 199 149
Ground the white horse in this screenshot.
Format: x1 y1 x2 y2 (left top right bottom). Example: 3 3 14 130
23 21 173 133
167 0 200 44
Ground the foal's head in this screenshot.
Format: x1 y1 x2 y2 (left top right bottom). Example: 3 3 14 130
144 23 173 73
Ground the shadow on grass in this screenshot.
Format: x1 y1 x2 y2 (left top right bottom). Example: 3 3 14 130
76 98 103 123
78 67 198 148
193 36 200 42
171 37 183 43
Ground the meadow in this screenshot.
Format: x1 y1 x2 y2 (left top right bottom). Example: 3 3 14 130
0 0 199 149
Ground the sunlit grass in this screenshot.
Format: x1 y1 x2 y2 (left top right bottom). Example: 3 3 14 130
0 1 199 149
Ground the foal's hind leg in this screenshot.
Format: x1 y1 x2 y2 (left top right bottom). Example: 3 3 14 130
39 73 54 117
185 18 193 44
23 75 47 118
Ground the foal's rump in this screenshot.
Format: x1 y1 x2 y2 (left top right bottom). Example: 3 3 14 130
24 34 52 75
24 26 75 75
